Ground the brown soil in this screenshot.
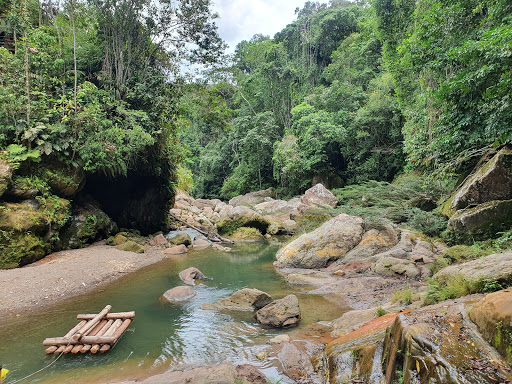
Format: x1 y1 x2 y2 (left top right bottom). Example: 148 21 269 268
0 242 167 320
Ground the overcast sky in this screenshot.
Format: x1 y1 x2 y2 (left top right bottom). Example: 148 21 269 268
212 0 307 53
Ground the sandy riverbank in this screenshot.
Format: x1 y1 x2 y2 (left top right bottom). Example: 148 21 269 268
0 242 167 320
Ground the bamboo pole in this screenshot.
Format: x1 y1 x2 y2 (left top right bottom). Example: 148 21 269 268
73 305 111 341
112 319 132 343
64 320 87 338
71 345 83 354
45 346 58 355
77 312 135 320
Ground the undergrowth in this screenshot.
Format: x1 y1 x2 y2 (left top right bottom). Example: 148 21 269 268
332 174 449 237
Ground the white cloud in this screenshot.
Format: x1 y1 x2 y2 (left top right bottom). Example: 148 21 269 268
212 0 307 53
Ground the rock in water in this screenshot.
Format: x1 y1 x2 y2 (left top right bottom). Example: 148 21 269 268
201 288 273 311
256 295 301 327
162 286 196 304
275 214 364 268
300 183 339 208
179 267 208 286
164 244 188 255
169 232 192 246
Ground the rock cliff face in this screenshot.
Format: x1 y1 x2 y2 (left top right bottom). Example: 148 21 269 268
444 146 512 240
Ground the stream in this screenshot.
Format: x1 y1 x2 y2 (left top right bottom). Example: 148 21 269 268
0 239 347 384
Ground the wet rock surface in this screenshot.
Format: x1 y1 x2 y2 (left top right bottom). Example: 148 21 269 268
178 267 208 286
275 214 365 269
201 288 273 311
162 285 196 304
256 294 301 327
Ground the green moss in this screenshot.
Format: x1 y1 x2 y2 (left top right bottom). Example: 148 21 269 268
430 245 494 274
0 230 46 268
116 240 145 253
230 227 264 241
217 218 269 236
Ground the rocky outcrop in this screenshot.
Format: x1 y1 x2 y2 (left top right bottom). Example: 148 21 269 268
300 183 339 208
274 214 365 268
433 251 512 285
216 205 270 235
201 288 273 311
373 257 420 278
169 232 192 246
443 146 512 240
179 267 208 286
0 198 70 268
162 286 196 304
448 199 512 239
0 158 13 198
256 294 301 327
228 187 275 207
330 308 377 338
449 146 512 213
116 363 267 384
56 199 118 250
381 298 512 384
469 288 512 364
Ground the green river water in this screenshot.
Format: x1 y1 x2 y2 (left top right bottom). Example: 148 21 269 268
0 239 346 384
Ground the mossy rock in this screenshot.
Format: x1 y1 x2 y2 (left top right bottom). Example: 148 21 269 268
169 232 192 246
217 217 270 236
114 233 128 245
0 158 13 199
105 236 116 246
116 240 145 253
5 175 46 200
55 201 117 250
230 227 264 241
28 162 85 197
0 231 46 268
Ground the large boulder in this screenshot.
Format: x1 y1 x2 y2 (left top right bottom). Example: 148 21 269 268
33 162 85 197
274 214 364 268
228 188 275 207
330 308 377 338
447 200 512 240
163 244 188 255
0 158 13 198
169 232 192 246
449 146 512 213
216 205 270 235
373 256 421 278
116 240 145 253
256 294 301 327
0 198 70 268
469 288 512 363
300 183 339 208
201 288 273 311
433 252 512 285
162 286 196 304
56 200 118 250
229 227 264 241
179 267 208 286
149 234 168 246
5 175 41 199
342 226 399 263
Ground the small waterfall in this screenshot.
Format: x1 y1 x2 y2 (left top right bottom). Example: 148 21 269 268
369 339 385 384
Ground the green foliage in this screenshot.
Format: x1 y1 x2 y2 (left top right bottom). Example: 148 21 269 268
332 175 448 236
5 144 40 163
391 286 419 305
430 244 494 274
376 307 387 317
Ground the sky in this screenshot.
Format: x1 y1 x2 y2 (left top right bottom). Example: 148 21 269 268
212 0 307 53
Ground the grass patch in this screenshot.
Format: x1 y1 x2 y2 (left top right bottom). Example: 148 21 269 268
391 286 419 305
429 244 495 274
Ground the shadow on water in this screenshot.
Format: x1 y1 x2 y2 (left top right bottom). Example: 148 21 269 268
0 241 346 383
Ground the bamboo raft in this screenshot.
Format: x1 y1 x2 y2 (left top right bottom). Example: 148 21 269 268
43 305 134 355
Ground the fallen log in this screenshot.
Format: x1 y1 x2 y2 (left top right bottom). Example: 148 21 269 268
73 305 111 341
77 312 135 320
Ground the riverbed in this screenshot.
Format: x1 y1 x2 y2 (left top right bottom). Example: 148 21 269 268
0 241 347 383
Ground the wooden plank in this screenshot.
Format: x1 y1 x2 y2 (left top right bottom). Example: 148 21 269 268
77 312 135 320
112 319 132 343
45 346 58 355
73 305 111 341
